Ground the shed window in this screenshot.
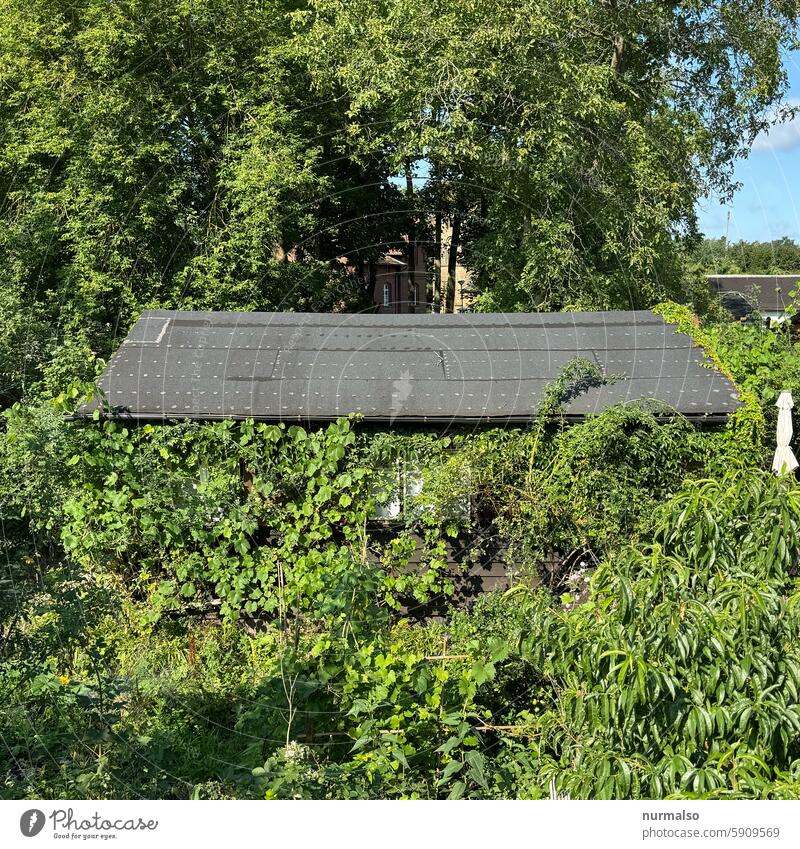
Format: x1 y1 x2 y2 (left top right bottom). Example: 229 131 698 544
383 282 391 306
371 455 473 522
371 461 426 520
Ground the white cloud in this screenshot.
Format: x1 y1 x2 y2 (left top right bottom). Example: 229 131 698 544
752 100 800 153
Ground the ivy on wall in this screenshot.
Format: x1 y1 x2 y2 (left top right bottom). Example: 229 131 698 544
1 371 749 629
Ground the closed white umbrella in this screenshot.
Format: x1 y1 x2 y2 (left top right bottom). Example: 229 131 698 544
772 390 799 475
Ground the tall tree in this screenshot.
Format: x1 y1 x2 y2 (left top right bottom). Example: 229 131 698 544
294 0 800 310
0 0 408 401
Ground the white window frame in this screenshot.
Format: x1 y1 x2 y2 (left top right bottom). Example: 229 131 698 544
370 455 472 523
370 461 425 521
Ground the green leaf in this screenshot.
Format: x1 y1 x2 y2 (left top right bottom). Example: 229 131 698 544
391 747 409 770
447 781 466 800
464 750 488 789
470 660 495 686
440 759 464 782
435 736 460 755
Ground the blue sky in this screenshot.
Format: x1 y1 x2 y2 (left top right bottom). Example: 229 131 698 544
696 50 800 242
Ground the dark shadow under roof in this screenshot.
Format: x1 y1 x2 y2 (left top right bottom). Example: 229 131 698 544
76 310 741 424
708 274 800 314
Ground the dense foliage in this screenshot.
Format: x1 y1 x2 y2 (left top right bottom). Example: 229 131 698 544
298 0 799 311
517 472 800 798
4 317 800 799
0 380 727 624
690 237 800 276
4 445 800 798
3 0 800 803
2 0 799 404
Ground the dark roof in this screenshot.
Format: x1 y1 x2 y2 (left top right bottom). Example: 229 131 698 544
707 274 800 313
378 254 407 267
76 310 741 424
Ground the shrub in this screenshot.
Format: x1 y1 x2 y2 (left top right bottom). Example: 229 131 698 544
514 470 800 798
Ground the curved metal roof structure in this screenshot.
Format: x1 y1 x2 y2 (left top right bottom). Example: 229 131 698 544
75 310 741 424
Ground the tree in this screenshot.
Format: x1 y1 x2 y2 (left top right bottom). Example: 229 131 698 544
690 237 800 275
516 471 800 798
0 0 411 403
293 0 800 310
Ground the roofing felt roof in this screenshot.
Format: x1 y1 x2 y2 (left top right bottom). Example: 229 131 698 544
707 274 800 313
76 310 741 424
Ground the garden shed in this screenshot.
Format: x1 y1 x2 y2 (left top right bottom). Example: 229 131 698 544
708 273 800 324
75 309 741 610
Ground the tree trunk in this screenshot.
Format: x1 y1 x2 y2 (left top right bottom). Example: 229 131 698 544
404 158 417 312
609 0 624 77
433 211 442 312
358 257 370 303
368 260 377 310
610 33 624 75
445 214 461 314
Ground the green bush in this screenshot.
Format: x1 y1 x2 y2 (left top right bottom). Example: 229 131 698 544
514 470 800 798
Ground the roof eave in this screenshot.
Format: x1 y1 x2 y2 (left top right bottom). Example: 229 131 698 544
67 410 735 426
